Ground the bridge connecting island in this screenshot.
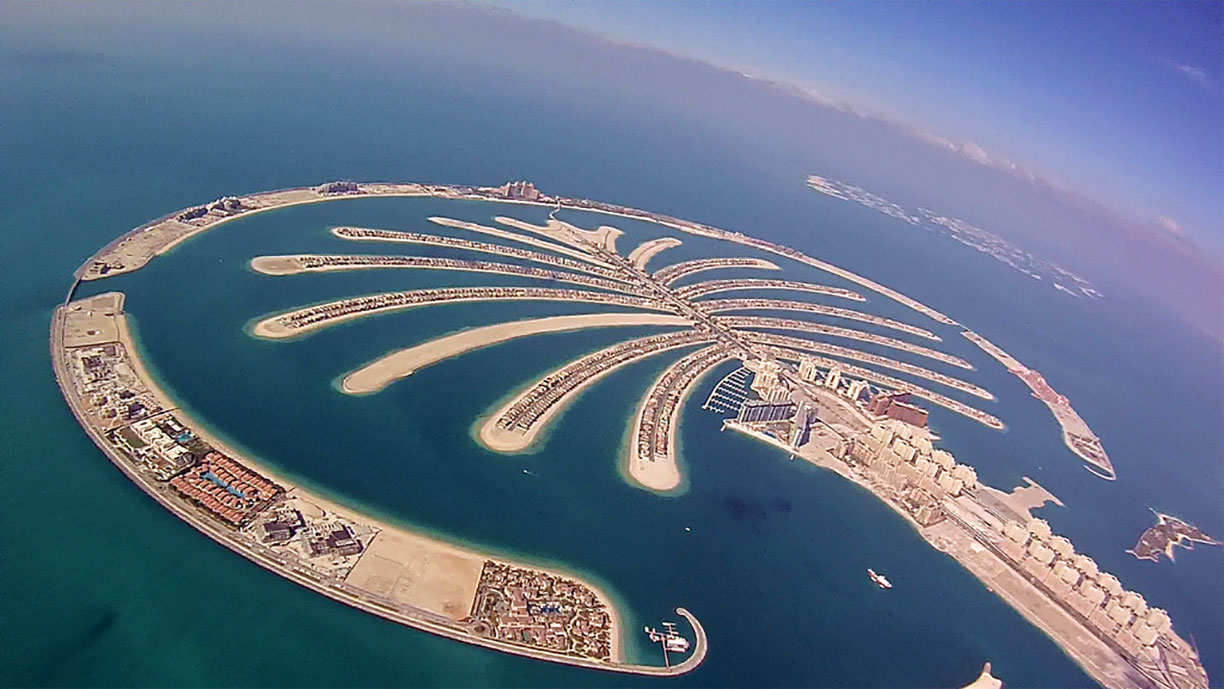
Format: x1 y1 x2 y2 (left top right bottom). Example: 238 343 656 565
58 179 1147 682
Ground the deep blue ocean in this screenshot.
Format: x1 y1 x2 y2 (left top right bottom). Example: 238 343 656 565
1 9 1220 688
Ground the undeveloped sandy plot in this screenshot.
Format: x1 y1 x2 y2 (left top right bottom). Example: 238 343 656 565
344 529 484 620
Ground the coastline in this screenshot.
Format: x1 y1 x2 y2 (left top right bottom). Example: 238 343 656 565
51 292 713 675
60 179 1184 684
961 330 1113 479
341 313 691 395
625 351 731 493
75 182 956 335
251 290 674 340
628 237 683 270
726 419 1203 689
477 339 710 455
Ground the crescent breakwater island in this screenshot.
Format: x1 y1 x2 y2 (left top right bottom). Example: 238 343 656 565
961 331 1114 480
52 293 712 675
59 180 1204 686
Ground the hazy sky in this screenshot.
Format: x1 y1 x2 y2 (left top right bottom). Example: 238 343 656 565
513 1 1223 256
2 0 1218 335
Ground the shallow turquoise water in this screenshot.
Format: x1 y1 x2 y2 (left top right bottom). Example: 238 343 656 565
1 10 1220 688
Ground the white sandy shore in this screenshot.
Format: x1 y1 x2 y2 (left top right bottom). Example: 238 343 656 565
252 291 675 339
248 255 642 296
342 313 691 394
68 295 631 663
656 257 780 285
250 256 307 275
477 336 710 453
626 410 682 493
428 216 613 267
625 350 732 493
86 182 958 335
627 237 682 270
959 663 1003 689
495 216 623 254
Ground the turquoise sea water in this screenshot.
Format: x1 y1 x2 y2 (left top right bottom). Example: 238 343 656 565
2 12 1220 688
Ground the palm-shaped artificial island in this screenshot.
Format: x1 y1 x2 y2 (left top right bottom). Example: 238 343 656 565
249 212 999 492
51 181 1208 688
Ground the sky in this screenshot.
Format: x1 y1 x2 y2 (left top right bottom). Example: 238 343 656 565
512 1 1223 256
1 0 1219 336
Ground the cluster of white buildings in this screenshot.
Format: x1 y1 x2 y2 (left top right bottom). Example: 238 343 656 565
996 517 1170 655
492 180 541 201
119 416 195 479
851 421 979 495
797 359 870 401
845 418 1176 658
748 359 791 402
754 357 867 404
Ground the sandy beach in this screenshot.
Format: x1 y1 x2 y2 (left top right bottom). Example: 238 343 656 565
476 334 710 453
428 216 615 266
251 289 675 339
55 293 640 667
81 181 961 336
627 237 682 270
625 350 732 492
495 216 623 254
343 313 691 394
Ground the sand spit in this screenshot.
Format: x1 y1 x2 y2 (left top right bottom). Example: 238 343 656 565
699 298 939 341
962 329 1113 479
251 288 674 339
627 348 733 493
428 216 612 267
495 216 623 254
249 255 641 296
478 334 711 453
49 294 725 673
343 313 691 394
628 237 682 270
958 663 1003 689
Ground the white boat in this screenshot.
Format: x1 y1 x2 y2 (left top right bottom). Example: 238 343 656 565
644 622 691 655
868 568 893 589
